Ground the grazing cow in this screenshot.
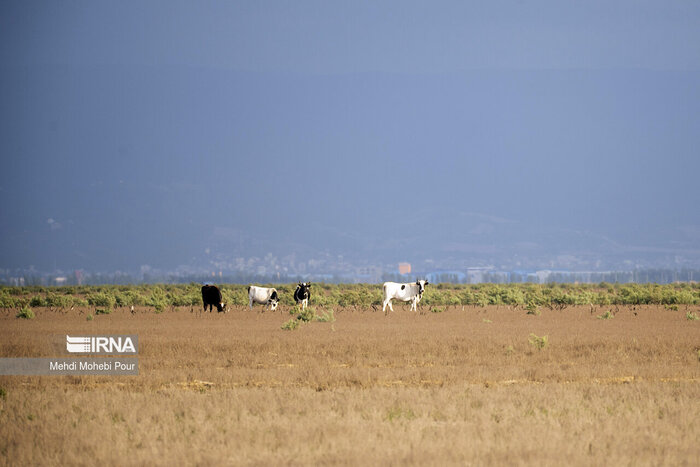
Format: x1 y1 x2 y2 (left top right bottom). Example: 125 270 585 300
248 286 280 311
201 285 226 312
382 280 429 314
294 282 311 310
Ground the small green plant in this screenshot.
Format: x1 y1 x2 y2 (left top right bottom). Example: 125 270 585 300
430 306 446 313
95 308 111 315
86 314 93 321
528 333 548 350
482 318 492 323
505 345 515 356
525 302 541 316
0 387 6 401
16 306 35 319
281 318 300 331
297 306 316 322
686 311 699 321
665 304 679 311
597 310 614 320
315 309 336 322
385 405 416 422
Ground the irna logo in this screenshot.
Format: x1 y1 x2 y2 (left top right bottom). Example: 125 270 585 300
66 335 138 355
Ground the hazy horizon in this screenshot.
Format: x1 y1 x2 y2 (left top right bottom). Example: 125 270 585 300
2 1 700 274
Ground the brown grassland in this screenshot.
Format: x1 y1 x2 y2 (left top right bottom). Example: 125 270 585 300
1 304 699 465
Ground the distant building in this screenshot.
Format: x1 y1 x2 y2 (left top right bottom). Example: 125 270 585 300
466 267 493 284
53 276 67 286
398 262 411 275
426 271 467 283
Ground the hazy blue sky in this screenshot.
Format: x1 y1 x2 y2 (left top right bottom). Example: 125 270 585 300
1 1 699 272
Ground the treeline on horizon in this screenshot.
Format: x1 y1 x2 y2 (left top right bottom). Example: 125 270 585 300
2 282 700 312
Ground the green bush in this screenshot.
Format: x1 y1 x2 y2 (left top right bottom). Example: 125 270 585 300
281 318 300 330
0 292 25 309
16 306 35 319
2 283 698 316
87 292 116 309
147 287 168 313
222 288 248 307
315 309 336 322
47 293 73 308
525 301 541 316
528 333 548 350
337 290 362 307
29 296 47 307
297 306 316 322
597 310 614 320
663 289 697 305
115 290 146 307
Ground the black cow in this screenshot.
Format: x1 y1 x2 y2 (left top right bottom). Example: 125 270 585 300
201 284 226 312
293 282 311 310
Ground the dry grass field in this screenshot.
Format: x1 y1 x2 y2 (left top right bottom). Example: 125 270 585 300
1 304 699 465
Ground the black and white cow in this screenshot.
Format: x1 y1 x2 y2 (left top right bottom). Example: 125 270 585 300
248 286 280 311
201 284 226 312
293 282 311 310
382 280 429 313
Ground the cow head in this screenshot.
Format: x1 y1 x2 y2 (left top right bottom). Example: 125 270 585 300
216 302 226 313
296 282 311 298
416 279 428 296
268 291 279 310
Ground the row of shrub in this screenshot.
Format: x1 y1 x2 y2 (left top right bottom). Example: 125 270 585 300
1 282 699 311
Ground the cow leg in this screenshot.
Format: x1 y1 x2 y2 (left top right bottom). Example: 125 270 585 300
383 298 393 314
